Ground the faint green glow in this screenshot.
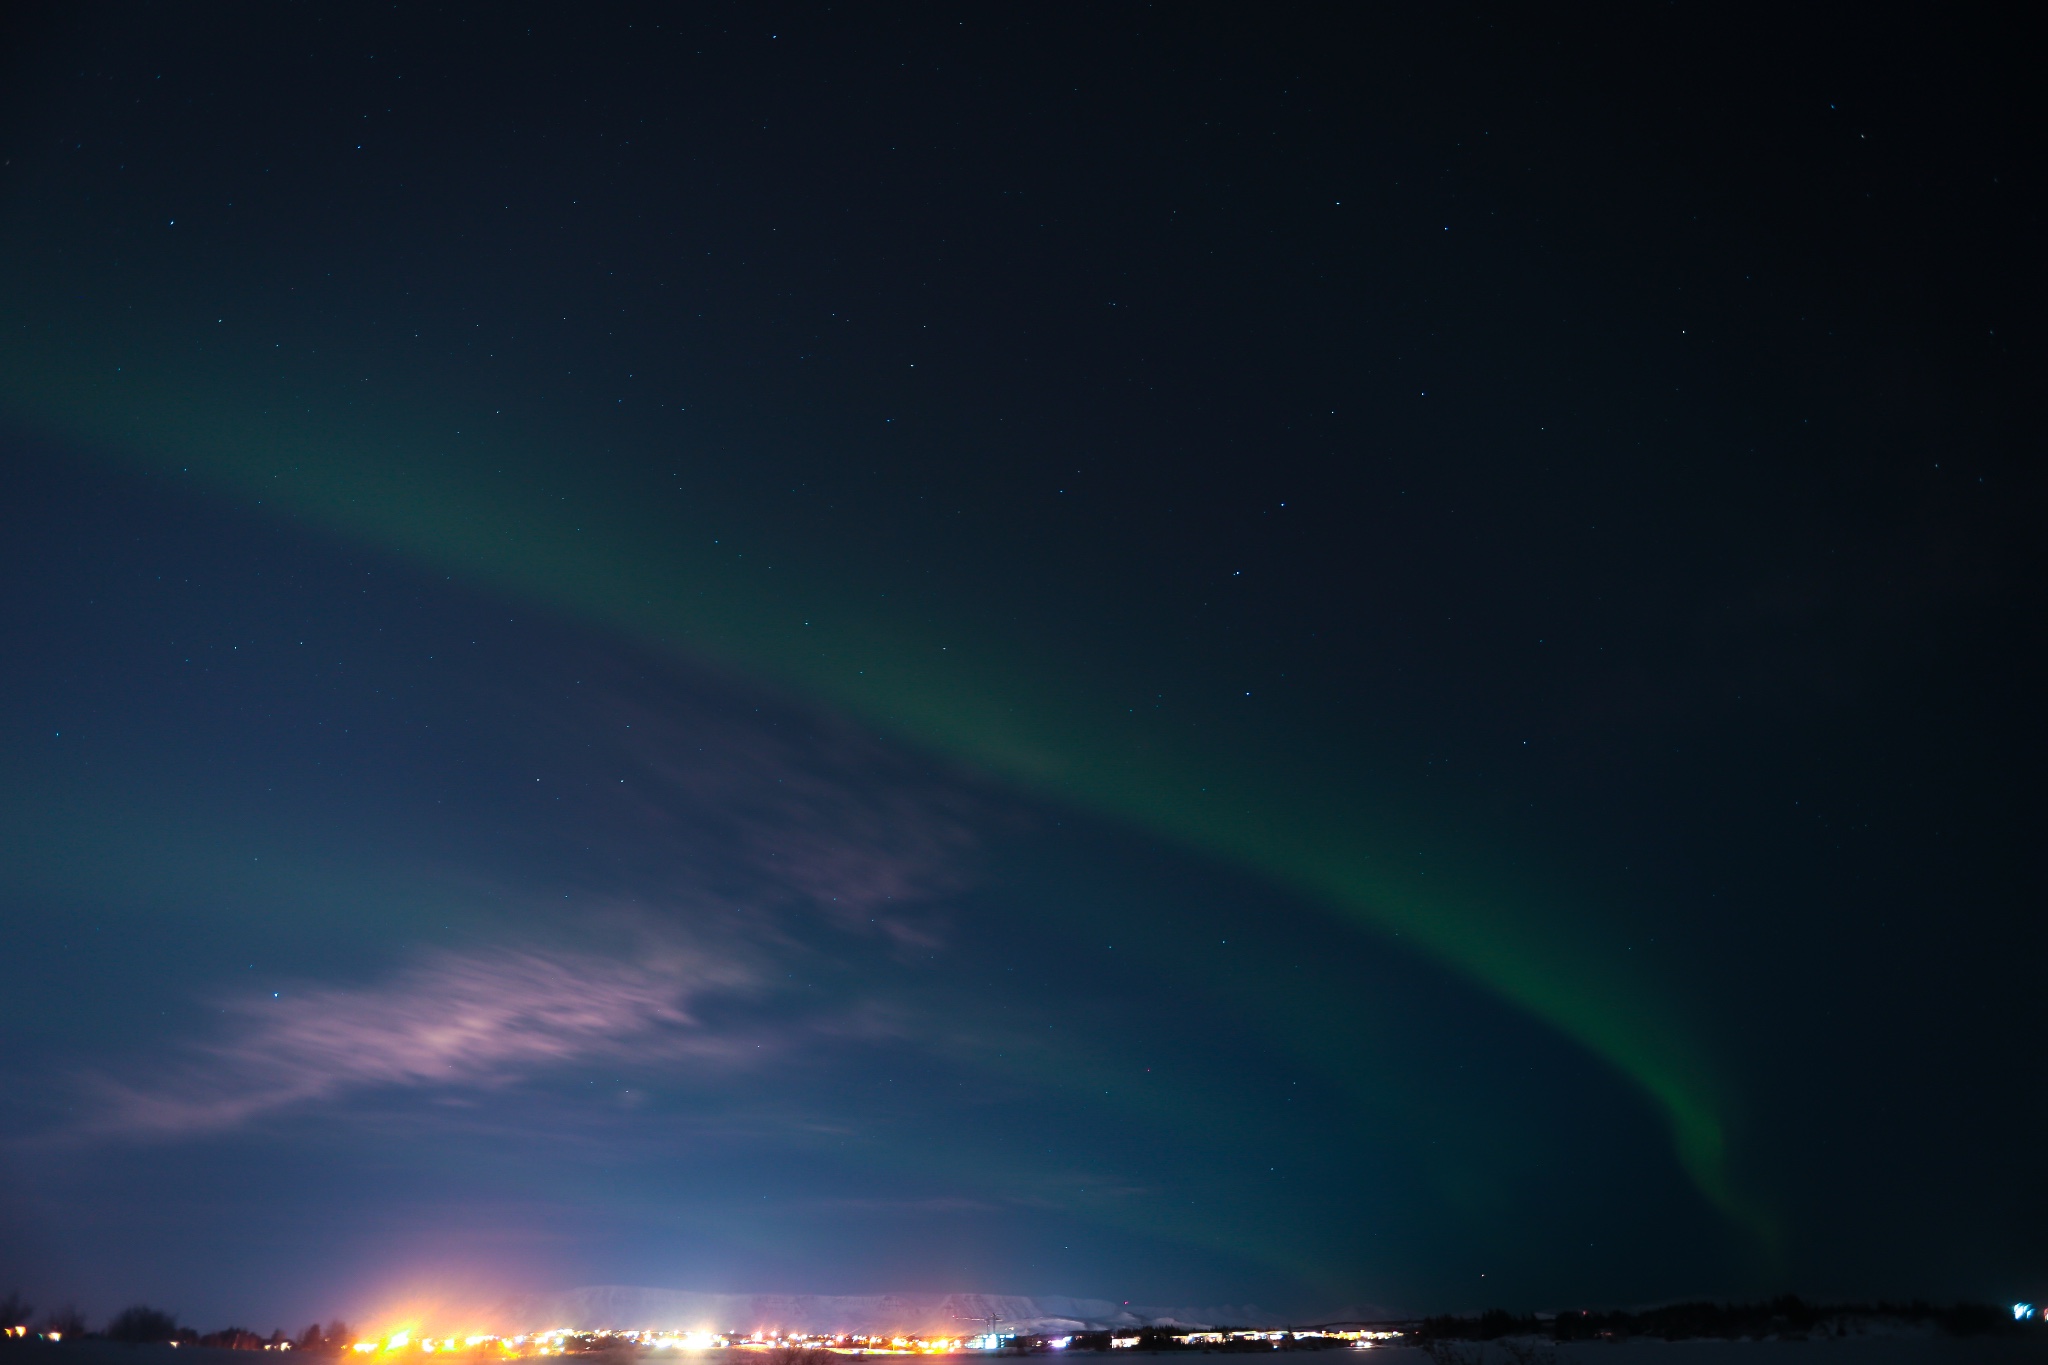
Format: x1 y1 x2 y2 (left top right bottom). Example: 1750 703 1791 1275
0 324 1768 1240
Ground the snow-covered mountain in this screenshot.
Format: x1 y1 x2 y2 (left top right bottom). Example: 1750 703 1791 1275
490 1287 1309 1335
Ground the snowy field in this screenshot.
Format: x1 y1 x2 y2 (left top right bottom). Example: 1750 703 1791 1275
14 1337 2048 1365
1370 1340 2047 1365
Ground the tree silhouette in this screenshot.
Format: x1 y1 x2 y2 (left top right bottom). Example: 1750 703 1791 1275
41 1307 88 1339
109 1307 181 1344
199 1328 264 1350
0 1294 32 1333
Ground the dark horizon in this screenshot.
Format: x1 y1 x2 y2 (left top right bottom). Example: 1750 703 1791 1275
4 1293 2041 1350
0 0 2042 1331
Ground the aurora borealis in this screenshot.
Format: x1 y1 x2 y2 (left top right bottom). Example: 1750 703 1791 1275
1 0 2042 1332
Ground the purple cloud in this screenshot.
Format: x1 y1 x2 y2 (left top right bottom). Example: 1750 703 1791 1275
599 681 988 942
85 944 756 1137
481 645 998 948
74 648 1009 1142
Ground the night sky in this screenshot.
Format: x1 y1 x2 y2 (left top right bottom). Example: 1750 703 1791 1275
0 0 2042 1331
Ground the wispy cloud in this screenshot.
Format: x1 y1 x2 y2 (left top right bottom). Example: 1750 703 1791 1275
599 679 988 943
72 647 1006 1142
85 945 756 1137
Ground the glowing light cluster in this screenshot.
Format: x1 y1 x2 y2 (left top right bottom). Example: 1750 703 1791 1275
345 1328 740 1359
326 1323 1406 1357
1172 1331 1397 1350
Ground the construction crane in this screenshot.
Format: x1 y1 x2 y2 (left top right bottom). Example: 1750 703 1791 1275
956 1310 1009 1349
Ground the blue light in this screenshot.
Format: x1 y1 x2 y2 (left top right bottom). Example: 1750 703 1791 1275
2015 1304 2035 1322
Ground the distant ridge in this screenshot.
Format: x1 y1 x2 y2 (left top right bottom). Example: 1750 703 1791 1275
492 1287 1350 1335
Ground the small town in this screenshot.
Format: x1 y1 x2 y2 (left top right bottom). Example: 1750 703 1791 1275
328 1327 1397 1356
0 1318 1401 1357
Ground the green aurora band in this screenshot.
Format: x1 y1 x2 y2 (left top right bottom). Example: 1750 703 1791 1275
0 313 1768 1244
